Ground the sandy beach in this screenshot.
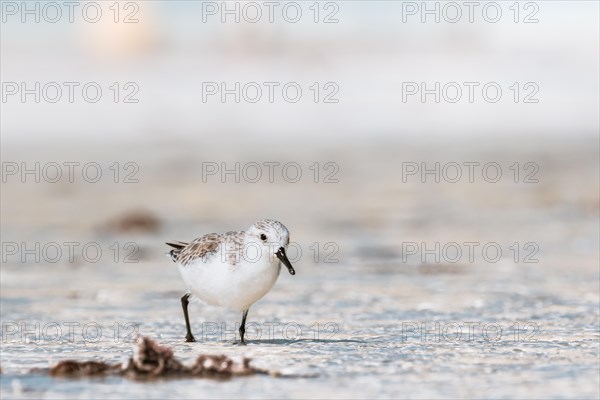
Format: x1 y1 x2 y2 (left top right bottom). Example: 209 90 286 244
1 136 598 399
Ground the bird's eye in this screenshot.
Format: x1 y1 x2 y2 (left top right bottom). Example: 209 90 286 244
260 234 267 241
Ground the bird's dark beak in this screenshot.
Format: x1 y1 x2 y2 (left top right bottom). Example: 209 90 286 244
276 247 295 275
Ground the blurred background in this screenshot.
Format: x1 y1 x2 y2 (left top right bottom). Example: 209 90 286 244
1 1 599 139
1 1 599 398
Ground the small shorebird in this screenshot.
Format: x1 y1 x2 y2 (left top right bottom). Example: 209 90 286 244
166 219 295 343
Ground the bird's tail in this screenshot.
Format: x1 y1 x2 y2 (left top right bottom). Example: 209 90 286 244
165 241 188 263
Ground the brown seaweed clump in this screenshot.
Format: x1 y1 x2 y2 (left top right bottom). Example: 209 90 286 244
189 355 259 380
49 360 119 377
123 336 186 378
48 336 271 380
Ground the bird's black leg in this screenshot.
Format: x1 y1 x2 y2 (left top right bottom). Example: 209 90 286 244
239 309 249 345
181 293 196 342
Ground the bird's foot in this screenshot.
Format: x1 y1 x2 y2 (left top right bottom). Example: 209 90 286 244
185 335 196 343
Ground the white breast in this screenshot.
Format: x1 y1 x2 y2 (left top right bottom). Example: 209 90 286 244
178 256 281 312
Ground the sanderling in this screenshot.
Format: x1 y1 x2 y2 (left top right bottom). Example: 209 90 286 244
166 219 296 344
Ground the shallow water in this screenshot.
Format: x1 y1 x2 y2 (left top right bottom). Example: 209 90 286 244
1 139 599 399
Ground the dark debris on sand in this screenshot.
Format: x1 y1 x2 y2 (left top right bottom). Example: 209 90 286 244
47 336 276 381
101 210 161 234
49 360 120 377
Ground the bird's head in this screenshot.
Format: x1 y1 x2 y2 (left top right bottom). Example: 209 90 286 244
246 219 295 275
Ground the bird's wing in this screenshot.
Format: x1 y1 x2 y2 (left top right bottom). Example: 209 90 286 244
166 233 221 266
167 230 247 266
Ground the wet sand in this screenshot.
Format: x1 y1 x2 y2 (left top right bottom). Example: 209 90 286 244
1 137 599 399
